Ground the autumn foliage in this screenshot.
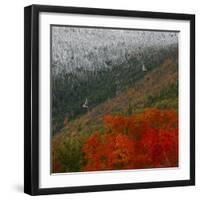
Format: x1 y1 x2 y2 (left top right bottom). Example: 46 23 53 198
82 108 178 171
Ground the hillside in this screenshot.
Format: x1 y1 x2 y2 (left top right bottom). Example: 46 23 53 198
54 58 177 138
52 44 178 134
52 57 178 173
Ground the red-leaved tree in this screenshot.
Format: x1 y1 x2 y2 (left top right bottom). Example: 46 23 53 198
82 109 178 171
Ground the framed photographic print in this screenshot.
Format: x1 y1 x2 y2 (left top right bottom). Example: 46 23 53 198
24 4 195 195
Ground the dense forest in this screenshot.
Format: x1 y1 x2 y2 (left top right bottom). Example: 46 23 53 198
51 26 179 173
52 27 178 135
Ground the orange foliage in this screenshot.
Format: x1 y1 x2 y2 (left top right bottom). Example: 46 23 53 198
82 108 178 171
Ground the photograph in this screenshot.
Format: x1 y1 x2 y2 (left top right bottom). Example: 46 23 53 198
51 26 179 173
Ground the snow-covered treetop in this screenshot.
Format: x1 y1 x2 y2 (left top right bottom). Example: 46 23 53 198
52 26 178 75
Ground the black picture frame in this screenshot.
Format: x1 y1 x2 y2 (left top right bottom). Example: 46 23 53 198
24 4 195 196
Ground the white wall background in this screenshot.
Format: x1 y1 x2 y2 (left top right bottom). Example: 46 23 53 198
0 0 199 199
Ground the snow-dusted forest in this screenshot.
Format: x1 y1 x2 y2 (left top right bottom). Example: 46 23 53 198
51 26 178 135
51 26 179 173
52 26 178 75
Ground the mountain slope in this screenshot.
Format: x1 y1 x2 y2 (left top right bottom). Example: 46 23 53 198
52 45 178 134
52 57 178 173
53 57 178 141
